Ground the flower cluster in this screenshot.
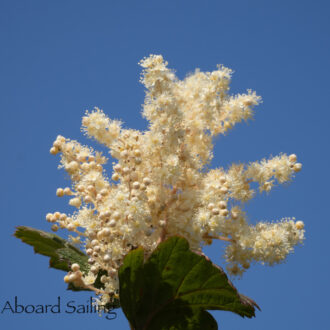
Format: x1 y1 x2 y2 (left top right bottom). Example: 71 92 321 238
47 55 304 306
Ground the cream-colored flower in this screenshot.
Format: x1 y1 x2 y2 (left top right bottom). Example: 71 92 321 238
48 55 303 306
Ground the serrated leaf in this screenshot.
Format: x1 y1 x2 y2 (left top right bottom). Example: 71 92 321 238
15 226 89 273
15 226 121 310
119 236 259 330
15 226 90 292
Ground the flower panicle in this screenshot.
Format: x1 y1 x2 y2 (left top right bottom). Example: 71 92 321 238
47 55 303 307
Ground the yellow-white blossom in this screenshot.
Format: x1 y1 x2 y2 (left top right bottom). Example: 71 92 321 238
48 54 304 305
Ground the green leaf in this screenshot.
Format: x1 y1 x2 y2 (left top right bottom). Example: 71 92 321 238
119 236 259 330
14 226 121 310
14 226 90 292
14 226 89 273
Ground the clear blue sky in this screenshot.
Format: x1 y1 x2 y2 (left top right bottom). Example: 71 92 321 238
1 1 329 329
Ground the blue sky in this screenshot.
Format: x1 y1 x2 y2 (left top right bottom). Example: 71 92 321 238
1 0 329 329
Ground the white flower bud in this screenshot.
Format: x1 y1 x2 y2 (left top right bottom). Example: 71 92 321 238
56 135 65 143
295 221 304 230
100 211 111 220
56 188 64 197
63 187 72 195
97 230 104 240
293 163 302 172
109 220 116 227
91 239 99 246
112 173 119 181
66 161 79 173
212 208 220 215
94 245 101 252
121 150 129 158
100 189 108 196
50 147 58 155
53 140 62 148
109 268 117 276
69 197 81 208
51 224 59 232
135 157 142 164
71 263 80 272
114 164 122 172
100 275 108 284
67 224 75 231
113 211 120 220
90 266 98 274
103 228 111 236
221 209 229 217
75 271 82 278
219 201 227 209
134 149 141 157
46 213 53 222
132 181 140 189
289 154 297 163
88 258 95 264
140 183 146 190
143 177 151 185
76 185 84 192
86 248 93 255
220 186 228 194
243 262 250 269
68 273 78 282
84 196 92 203
207 203 215 210
103 254 111 262
87 230 96 239
122 167 130 175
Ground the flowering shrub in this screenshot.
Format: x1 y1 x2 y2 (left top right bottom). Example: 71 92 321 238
16 55 304 328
